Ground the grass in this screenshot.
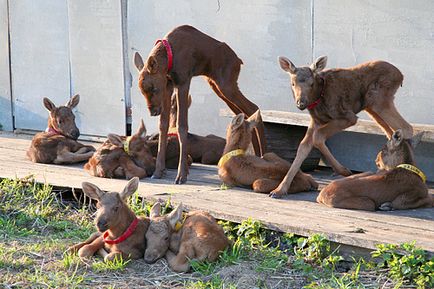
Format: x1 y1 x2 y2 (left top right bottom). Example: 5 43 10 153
1 176 433 289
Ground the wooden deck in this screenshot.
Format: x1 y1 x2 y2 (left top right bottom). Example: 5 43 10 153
1 132 433 255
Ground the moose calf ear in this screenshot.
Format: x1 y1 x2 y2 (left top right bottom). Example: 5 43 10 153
278 56 297 74
134 52 145 71
409 131 424 149
146 55 159 74
231 113 245 130
107 134 124 148
247 110 262 130
391 129 404 146
82 182 104 201
43 97 56 112
120 177 139 200
149 202 161 218
66 94 80 109
167 204 183 230
134 119 147 137
311 56 327 72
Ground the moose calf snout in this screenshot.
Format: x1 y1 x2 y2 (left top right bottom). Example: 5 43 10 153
144 250 161 264
71 129 80 140
150 107 161 116
96 219 108 232
296 99 307 110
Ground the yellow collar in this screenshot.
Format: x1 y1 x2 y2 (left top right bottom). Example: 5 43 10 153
168 127 178 134
397 164 426 183
174 213 187 232
218 149 245 167
123 136 132 156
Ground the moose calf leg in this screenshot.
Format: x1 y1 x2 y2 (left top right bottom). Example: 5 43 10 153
328 196 377 211
270 125 314 198
175 84 191 184
313 117 357 176
153 96 171 179
166 247 192 273
78 235 105 259
253 178 281 193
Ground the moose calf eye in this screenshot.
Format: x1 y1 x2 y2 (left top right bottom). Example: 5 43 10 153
164 236 169 241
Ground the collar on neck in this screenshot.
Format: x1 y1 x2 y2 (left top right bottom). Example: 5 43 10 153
396 164 426 183
103 217 139 245
218 149 245 167
155 39 173 73
123 136 132 156
167 127 178 138
174 213 187 232
307 75 326 110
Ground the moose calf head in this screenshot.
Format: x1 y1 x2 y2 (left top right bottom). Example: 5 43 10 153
226 110 262 150
107 120 156 176
144 203 183 264
43 94 81 139
376 129 424 170
134 52 173 117
278 56 328 110
81 177 140 233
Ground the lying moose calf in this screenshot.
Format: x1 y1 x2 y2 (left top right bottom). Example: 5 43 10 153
218 110 318 194
27 94 95 164
68 177 149 261
317 130 433 211
84 119 155 179
144 203 229 272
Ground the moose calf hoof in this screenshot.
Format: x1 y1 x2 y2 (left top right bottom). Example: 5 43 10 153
269 190 284 199
379 202 393 211
174 174 187 184
151 169 165 179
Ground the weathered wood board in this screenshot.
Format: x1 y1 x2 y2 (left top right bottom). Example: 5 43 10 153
0 132 433 254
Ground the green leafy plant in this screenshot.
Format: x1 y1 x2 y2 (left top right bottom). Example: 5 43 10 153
371 241 434 288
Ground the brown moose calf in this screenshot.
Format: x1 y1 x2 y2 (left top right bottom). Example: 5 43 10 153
27 94 95 164
84 120 155 179
144 203 229 272
317 130 433 211
68 178 149 261
218 110 318 194
272 57 413 198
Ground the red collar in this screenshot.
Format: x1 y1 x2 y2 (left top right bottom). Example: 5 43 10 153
307 76 326 110
167 133 178 138
155 39 173 72
103 217 139 245
45 126 60 135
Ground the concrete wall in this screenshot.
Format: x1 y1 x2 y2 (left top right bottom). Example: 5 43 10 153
0 0 12 131
9 0 71 131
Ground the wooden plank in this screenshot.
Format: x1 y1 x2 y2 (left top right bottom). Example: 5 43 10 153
220 109 434 142
0 133 433 254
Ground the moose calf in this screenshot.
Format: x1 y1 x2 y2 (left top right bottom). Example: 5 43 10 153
68 177 149 261
27 94 95 164
144 203 229 272
317 130 433 211
134 25 265 184
84 120 155 179
219 110 318 194
272 56 413 198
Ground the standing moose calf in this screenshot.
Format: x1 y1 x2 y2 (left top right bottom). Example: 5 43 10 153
134 25 265 185
271 56 413 198
68 178 149 261
317 130 433 211
144 203 229 272
27 94 95 164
